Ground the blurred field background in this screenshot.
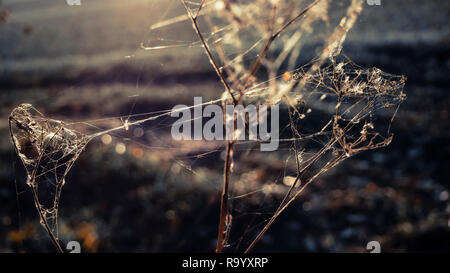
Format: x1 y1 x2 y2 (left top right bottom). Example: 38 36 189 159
0 0 449 252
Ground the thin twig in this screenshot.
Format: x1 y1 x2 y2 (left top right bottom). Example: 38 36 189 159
216 140 234 252
180 0 237 104
242 0 322 92
180 0 238 253
182 0 321 253
245 145 343 253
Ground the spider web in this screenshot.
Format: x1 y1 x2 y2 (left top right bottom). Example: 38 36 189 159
9 104 90 251
224 57 406 251
8 0 407 252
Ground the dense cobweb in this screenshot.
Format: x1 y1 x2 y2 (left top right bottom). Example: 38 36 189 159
9 104 90 252
9 0 406 252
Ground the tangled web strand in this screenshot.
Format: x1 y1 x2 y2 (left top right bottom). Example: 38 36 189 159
9 104 91 252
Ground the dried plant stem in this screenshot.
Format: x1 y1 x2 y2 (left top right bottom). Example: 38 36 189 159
242 0 322 91
180 0 237 104
216 140 234 253
243 0 369 252
182 0 321 253
180 0 237 253
245 144 343 253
